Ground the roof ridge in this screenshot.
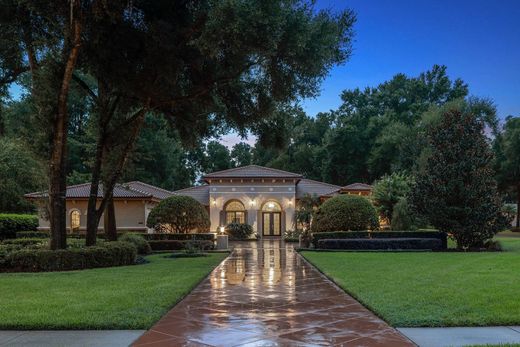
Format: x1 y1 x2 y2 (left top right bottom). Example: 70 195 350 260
119 183 153 197
126 181 174 194
203 164 302 178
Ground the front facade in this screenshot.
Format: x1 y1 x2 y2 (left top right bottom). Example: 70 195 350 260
174 165 371 237
26 165 372 237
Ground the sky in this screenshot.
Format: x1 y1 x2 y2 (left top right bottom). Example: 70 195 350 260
222 0 520 147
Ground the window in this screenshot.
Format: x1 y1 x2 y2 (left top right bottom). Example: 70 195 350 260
262 200 281 212
225 200 246 224
70 210 81 231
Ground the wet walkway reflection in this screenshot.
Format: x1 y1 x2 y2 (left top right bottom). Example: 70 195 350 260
132 240 414 346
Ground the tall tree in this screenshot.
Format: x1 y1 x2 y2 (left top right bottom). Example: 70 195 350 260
410 109 507 249
231 142 253 167
494 116 520 227
203 141 232 173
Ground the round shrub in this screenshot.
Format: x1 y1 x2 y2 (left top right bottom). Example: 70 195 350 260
119 233 151 255
311 195 379 233
225 223 254 240
147 196 210 233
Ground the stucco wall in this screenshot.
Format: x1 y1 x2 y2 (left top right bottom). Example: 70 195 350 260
208 182 296 236
37 199 148 232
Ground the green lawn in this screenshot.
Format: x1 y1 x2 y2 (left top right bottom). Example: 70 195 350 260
301 237 520 327
0 253 226 329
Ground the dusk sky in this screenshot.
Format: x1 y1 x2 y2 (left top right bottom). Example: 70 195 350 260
222 0 520 147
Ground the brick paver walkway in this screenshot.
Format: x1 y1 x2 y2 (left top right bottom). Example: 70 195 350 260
132 241 414 346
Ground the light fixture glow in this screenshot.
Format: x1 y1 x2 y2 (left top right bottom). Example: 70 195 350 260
219 226 225 234
268 202 275 209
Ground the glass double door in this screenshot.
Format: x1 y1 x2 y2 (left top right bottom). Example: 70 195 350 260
262 212 281 236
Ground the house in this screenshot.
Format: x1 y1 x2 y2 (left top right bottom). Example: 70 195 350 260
25 165 372 236
25 181 174 233
173 165 372 237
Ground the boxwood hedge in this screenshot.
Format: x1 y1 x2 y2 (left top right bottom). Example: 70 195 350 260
0 214 38 240
317 238 443 251
0 241 137 272
311 231 447 249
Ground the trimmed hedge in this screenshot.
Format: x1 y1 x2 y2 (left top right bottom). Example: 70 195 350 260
148 240 213 251
1 238 47 247
16 231 49 239
0 214 38 240
225 223 254 240
317 238 443 251
143 233 215 241
119 233 151 255
312 231 448 249
311 195 379 233
0 241 137 272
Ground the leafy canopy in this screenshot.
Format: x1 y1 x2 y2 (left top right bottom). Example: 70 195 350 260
147 196 210 234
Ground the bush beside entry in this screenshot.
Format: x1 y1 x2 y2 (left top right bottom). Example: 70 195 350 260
311 195 379 233
146 196 210 233
225 223 254 240
119 233 151 255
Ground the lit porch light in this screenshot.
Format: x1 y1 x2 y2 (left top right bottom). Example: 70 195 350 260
219 226 225 234
212 198 217 206
268 202 275 209
249 199 255 207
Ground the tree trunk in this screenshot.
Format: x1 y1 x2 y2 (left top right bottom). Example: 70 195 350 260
85 136 106 246
104 197 117 241
48 19 82 250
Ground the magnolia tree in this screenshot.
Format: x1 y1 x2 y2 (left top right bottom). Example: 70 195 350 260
146 196 210 234
410 110 509 249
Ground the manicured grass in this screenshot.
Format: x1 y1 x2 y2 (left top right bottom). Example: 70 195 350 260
0 253 226 329
301 237 520 327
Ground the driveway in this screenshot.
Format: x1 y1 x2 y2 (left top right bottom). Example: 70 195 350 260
132 240 414 346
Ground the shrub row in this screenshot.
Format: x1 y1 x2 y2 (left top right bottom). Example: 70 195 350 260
317 238 443 251
1 238 47 247
311 231 447 249
0 241 137 272
16 231 49 239
0 214 38 240
119 233 151 255
143 233 215 241
225 223 254 240
148 240 214 251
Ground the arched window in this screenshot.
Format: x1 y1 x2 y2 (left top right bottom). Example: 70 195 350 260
70 210 81 231
225 200 246 224
262 200 281 212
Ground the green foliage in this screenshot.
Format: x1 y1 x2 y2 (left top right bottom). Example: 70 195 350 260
410 110 508 249
119 233 151 255
148 240 213 251
147 196 210 234
0 139 46 213
1 238 47 247
317 238 442 250
295 193 321 231
225 223 254 240
15 231 49 239
372 172 413 222
311 230 447 248
0 242 137 272
391 198 415 231
312 195 379 233
494 116 520 227
142 233 215 241
231 142 252 167
0 214 39 240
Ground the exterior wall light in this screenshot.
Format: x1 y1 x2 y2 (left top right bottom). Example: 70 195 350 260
268 202 275 209
249 199 255 207
212 198 217 206
219 226 225 234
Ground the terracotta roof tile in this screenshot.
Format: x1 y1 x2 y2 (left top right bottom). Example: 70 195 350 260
296 179 341 199
173 185 210 205
342 183 373 191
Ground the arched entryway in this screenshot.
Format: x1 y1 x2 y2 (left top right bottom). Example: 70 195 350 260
261 200 282 236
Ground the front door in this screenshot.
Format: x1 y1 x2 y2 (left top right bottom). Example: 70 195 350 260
262 212 281 236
